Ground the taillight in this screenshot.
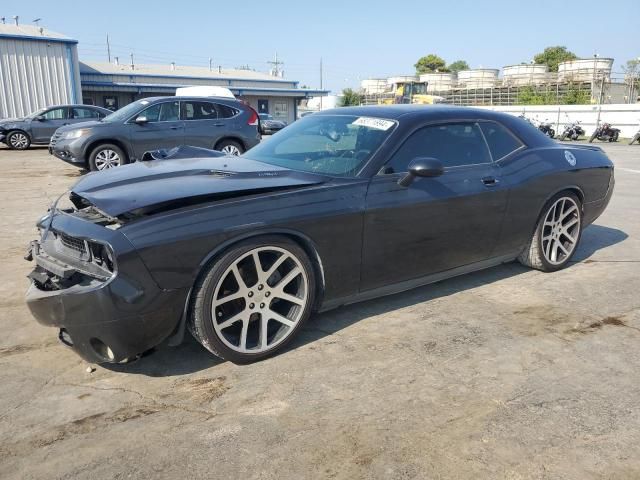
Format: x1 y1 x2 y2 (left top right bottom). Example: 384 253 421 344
247 108 259 126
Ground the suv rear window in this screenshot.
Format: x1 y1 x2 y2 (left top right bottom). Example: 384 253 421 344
216 104 238 119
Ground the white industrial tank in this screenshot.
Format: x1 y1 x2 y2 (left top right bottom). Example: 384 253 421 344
457 69 499 88
419 73 457 92
360 78 387 95
557 58 613 82
502 64 552 86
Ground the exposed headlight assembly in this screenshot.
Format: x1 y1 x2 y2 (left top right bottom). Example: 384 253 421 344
63 128 91 140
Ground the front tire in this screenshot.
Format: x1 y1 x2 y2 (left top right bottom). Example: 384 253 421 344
189 236 316 363
7 130 31 150
518 192 582 272
548 129 555 139
89 144 128 171
589 132 597 143
630 134 640 145
216 139 244 156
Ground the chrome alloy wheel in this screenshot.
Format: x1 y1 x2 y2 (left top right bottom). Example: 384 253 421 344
94 149 122 170
221 144 241 155
9 132 29 149
211 246 309 353
541 197 581 265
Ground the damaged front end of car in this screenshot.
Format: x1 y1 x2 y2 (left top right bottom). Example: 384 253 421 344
24 193 188 363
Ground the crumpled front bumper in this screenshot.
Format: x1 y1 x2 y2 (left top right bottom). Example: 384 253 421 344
25 212 188 363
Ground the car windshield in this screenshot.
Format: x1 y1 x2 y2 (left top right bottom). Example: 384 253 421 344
244 114 396 177
101 100 149 123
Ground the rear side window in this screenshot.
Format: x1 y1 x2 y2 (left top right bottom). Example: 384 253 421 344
183 101 218 120
479 122 523 160
386 122 491 173
72 107 100 119
216 104 238 119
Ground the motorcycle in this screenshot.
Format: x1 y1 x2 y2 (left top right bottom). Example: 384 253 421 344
630 124 640 145
559 120 585 141
537 118 555 139
589 122 620 143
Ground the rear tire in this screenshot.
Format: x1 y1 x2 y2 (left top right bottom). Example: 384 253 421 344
518 192 583 272
216 139 244 156
7 130 31 150
88 144 128 171
189 236 316 363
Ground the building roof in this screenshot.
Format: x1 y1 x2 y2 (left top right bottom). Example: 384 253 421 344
80 61 292 83
0 23 77 43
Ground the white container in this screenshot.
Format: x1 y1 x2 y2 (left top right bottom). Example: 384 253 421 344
419 73 457 92
502 64 553 86
175 86 235 98
557 58 613 83
457 69 499 88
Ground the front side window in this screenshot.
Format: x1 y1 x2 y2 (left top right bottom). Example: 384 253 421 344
72 108 100 119
43 108 67 120
138 101 179 122
385 122 491 173
479 122 524 160
244 114 396 176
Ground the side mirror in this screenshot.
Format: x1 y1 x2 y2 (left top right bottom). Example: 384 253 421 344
398 157 444 187
134 116 148 125
35 115 45 121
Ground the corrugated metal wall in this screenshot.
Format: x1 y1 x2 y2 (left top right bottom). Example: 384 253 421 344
0 38 82 118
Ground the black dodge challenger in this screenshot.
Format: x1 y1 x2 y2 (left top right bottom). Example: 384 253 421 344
25 106 614 364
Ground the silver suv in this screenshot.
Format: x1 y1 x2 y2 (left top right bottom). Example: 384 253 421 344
50 96 261 171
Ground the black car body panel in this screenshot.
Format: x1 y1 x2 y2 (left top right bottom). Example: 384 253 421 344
25 105 615 363
49 96 261 167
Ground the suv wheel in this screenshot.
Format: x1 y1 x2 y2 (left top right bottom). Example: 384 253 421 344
89 144 128 171
7 131 31 150
216 139 244 156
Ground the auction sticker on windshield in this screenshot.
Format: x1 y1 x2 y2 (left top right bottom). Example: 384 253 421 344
352 117 395 130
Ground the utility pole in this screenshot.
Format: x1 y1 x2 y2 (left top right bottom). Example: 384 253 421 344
106 34 111 63
209 57 213 72
319 57 323 111
267 52 284 77
130 52 134 70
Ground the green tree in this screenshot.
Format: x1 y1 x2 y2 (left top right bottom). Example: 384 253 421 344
415 54 447 74
447 60 469 73
533 46 578 72
516 86 557 105
562 85 591 105
339 88 362 106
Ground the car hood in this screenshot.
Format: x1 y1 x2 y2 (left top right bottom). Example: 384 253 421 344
56 120 103 133
262 120 286 127
0 117 26 128
70 150 328 218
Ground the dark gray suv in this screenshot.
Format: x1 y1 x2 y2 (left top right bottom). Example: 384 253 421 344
0 105 111 150
50 96 261 171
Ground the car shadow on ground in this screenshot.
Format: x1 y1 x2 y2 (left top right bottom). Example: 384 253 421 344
107 224 627 377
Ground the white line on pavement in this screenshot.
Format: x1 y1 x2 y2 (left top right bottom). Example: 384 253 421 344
617 168 640 174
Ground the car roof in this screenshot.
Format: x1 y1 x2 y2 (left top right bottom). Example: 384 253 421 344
316 104 501 120
316 104 555 150
138 96 241 103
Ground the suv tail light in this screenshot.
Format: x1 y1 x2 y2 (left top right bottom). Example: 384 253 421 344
247 107 259 126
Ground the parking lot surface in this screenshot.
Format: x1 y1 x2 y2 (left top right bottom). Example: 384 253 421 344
1 144 639 479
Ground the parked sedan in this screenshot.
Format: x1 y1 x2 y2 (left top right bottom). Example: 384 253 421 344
50 96 261 171
0 105 110 150
258 113 287 135
25 105 614 365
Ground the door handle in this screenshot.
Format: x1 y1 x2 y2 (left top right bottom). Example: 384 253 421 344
213 123 225 127
170 126 179 130
481 176 500 186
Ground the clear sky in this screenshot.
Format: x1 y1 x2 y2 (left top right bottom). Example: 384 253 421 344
10 0 639 92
